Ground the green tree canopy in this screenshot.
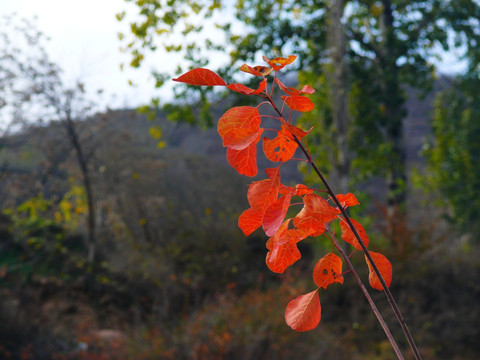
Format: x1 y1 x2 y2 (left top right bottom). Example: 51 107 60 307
118 0 480 215
422 74 480 237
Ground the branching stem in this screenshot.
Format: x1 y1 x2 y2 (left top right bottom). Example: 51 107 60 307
325 225 404 360
265 93 422 360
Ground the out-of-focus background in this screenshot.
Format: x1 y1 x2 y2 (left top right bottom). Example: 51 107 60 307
0 1 479 359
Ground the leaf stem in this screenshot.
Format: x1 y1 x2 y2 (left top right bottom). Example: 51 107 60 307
325 226 405 360
295 134 422 360
265 94 422 360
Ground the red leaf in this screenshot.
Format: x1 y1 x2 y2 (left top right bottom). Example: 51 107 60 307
313 253 344 289
266 218 291 246
238 207 263 236
285 290 321 332
262 55 297 71
227 78 267 95
336 193 360 208
294 194 340 236
238 168 281 235
365 251 392 291
226 130 262 177
265 219 310 273
263 193 292 236
172 68 227 86
282 95 315 112
275 78 302 95
248 167 281 209
292 184 314 196
340 218 369 251
279 183 313 196
240 64 273 76
218 106 261 150
265 235 301 273
300 85 315 94
263 125 298 162
282 122 313 139
275 78 315 96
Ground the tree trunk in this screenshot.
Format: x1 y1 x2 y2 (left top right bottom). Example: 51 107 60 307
63 112 96 263
326 0 350 194
380 0 407 239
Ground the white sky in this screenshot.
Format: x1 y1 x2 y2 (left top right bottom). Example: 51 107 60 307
0 0 158 110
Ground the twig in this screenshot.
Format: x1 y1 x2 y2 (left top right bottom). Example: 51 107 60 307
325 225 404 360
265 93 422 360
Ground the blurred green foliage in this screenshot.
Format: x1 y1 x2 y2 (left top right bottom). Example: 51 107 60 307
1 193 82 285
118 0 480 204
420 75 480 237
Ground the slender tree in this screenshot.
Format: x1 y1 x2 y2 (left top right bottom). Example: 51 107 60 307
0 15 101 263
326 0 350 194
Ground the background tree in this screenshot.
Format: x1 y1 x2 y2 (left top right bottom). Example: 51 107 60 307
118 0 480 235
0 14 102 264
0 15 59 173
422 73 480 238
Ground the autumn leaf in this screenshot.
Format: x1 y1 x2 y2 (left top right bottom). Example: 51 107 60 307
365 251 392 291
300 85 315 94
282 122 313 139
238 208 263 236
238 167 281 235
240 63 273 76
172 68 227 86
294 194 341 236
313 253 344 289
227 78 267 95
226 129 264 177
285 290 321 332
275 78 302 95
265 167 281 181
340 218 369 251
279 183 313 196
248 167 281 209
263 125 298 162
265 219 310 273
336 193 360 208
282 95 315 112
263 55 297 71
262 193 292 236
266 239 301 273
226 131 262 177
292 184 314 196
218 106 261 150
265 220 300 273
275 78 315 96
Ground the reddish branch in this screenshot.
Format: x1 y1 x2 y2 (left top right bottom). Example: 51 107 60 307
266 93 421 360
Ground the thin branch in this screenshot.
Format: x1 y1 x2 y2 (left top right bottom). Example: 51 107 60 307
298 134 421 360
266 94 422 360
325 225 404 360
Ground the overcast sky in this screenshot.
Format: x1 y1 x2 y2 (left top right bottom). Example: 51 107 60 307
0 0 159 109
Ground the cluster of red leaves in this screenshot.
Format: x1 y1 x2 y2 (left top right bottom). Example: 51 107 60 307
173 55 392 332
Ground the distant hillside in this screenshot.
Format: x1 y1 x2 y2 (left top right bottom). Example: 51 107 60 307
0 75 450 212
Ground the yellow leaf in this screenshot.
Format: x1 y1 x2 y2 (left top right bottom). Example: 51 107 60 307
149 126 163 139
